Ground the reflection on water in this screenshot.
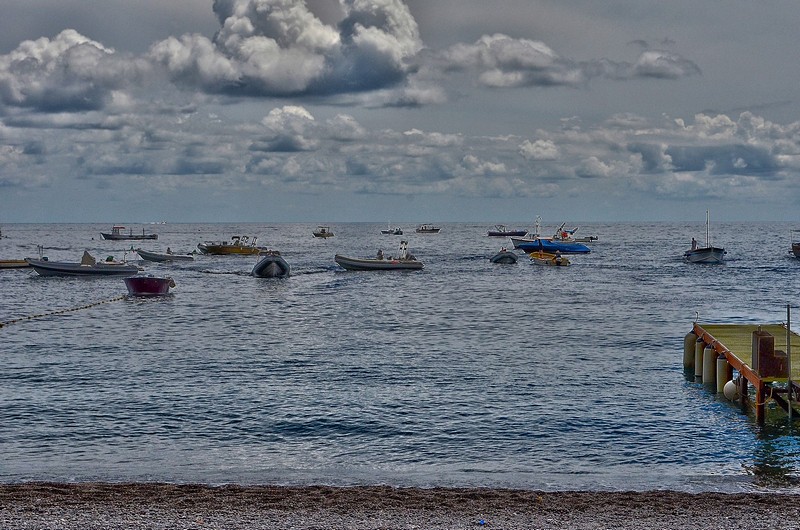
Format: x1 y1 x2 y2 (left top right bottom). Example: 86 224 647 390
746 423 800 487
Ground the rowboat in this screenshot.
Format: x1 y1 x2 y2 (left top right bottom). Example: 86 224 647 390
136 248 194 262
335 241 423 271
251 251 291 278
101 225 158 240
530 251 570 266
124 276 175 296
684 211 725 264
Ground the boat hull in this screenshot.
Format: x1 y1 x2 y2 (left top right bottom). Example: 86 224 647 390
335 255 423 271
529 252 571 266
792 242 800 259
488 230 527 237
516 239 591 254
252 254 291 278
197 243 265 255
101 233 158 240
489 251 518 264
684 247 726 264
124 276 174 296
136 249 194 262
26 259 139 277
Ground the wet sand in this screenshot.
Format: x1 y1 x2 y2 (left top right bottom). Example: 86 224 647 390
3 483 800 529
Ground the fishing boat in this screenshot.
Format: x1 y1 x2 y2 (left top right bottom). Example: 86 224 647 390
124 276 175 296
684 211 726 264
515 238 591 254
197 236 266 255
530 250 570 267
101 225 158 240
381 222 403 235
251 251 291 278
136 248 194 263
511 219 595 250
0 259 30 269
415 224 441 233
26 251 139 277
335 241 423 271
313 226 334 238
489 248 518 264
487 224 527 237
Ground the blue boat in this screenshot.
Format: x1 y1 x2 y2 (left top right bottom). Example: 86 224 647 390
516 238 591 254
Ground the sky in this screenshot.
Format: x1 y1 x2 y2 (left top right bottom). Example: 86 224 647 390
2 0 800 223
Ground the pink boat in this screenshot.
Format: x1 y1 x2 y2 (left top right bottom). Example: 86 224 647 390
124 276 175 296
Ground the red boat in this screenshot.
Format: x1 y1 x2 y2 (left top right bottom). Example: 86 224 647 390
124 276 175 296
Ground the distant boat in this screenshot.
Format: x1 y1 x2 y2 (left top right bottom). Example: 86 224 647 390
684 211 725 264
136 248 194 263
381 222 403 235
415 224 440 234
313 226 334 238
489 248 518 264
124 276 175 296
251 251 291 278
101 225 158 240
335 240 423 271
487 224 527 237
197 236 266 255
26 252 139 277
791 230 800 259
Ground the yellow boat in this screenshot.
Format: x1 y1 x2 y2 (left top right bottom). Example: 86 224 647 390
529 250 570 266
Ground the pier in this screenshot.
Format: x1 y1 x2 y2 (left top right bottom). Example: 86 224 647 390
686 322 800 425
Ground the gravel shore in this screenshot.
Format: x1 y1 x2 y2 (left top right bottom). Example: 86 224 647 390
2 483 800 529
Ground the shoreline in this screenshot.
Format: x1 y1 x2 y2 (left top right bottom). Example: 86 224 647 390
3 483 800 529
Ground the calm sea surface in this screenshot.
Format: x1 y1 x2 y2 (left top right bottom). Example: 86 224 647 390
3 221 800 492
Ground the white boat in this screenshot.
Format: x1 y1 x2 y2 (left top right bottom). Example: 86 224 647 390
684 211 726 264
335 241 423 271
26 251 139 277
415 224 440 233
381 222 403 235
251 251 291 278
136 248 194 262
313 226 334 238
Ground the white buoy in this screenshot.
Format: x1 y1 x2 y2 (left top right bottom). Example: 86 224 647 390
723 380 740 401
716 355 728 393
683 332 697 370
694 340 705 380
702 345 716 385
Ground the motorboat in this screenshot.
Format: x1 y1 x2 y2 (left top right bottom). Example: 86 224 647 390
335 241 423 271
101 225 158 240
489 248 518 264
415 224 441 233
487 225 527 237
0 260 31 269
381 223 403 235
197 236 266 255
530 250 571 267
251 251 291 278
515 238 591 254
684 211 725 264
136 248 194 263
313 226 334 238
124 276 175 296
26 251 139 277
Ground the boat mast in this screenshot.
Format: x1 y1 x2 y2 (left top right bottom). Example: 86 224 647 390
706 210 710 247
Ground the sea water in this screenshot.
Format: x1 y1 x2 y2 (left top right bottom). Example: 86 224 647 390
2 221 800 492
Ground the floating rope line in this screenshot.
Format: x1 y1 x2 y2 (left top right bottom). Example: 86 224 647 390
0 295 126 328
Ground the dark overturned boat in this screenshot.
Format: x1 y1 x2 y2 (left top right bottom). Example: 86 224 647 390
101 225 158 240
136 248 194 263
335 241 423 271
251 251 291 278
489 248 518 264
124 276 175 296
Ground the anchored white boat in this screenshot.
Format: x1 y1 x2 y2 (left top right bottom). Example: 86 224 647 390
335 241 423 271
684 211 726 264
26 251 139 277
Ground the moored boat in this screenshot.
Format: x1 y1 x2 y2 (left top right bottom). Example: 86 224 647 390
489 248 518 264
0 259 31 269
251 251 291 278
136 248 194 262
124 276 175 296
197 236 266 255
487 224 527 237
101 225 158 240
685 211 725 264
530 250 570 266
791 230 800 258
335 241 423 271
313 226 334 238
515 238 591 254
415 224 440 233
381 222 403 235
26 251 139 277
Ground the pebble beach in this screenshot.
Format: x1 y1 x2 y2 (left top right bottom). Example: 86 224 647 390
2 483 800 530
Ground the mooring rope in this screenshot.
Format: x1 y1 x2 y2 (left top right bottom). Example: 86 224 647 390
0 295 126 328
